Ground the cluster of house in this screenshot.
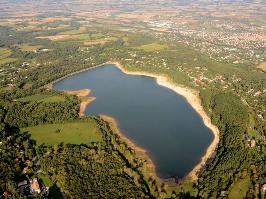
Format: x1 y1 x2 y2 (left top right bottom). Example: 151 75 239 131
244 134 257 148
18 177 47 197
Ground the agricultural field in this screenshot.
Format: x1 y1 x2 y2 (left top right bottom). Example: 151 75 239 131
21 119 102 146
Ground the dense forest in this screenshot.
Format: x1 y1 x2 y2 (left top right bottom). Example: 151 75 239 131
3 96 79 128
38 117 154 199
0 99 156 198
197 90 265 198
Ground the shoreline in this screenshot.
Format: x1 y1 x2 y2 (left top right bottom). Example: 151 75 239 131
61 89 96 117
45 63 106 90
100 114 157 177
49 61 220 181
110 61 220 180
79 97 96 117
100 114 171 188
62 89 91 98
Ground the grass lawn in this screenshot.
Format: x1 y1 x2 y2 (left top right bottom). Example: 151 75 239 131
136 43 168 52
249 130 260 139
228 177 251 199
17 94 66 103
38 174 53 187
21 119 102 146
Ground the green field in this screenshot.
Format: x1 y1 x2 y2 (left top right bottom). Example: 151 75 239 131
0 48 12 59
38 174 53 187
90 33 105 39
17 44 43 52
58 27 87 35
83 36 117 46
136 43 168 52
0 57 17 65
249 130 260 139
21 120 102 146
17 94 66 103
228 177 251 199
0 47 17 65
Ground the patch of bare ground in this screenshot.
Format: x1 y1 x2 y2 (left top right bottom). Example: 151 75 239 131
257 62 266 72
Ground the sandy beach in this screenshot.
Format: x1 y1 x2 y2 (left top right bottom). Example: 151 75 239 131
61 89 96 117
63 89 91 98
79 97 96 117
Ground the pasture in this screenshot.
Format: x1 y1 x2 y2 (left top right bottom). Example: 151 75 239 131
21 119 102 146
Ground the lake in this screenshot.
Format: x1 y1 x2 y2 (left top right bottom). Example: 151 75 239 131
53 64 213 179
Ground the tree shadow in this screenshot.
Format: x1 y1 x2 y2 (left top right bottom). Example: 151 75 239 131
48 183 63 199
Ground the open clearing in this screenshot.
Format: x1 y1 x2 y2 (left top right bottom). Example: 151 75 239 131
17 94 66 103
17 44 43 52
0 48 12 59
136 43 168 52
58 27 87 35
38 174 53 187
37 33 91 41
0 48 17 65
257 62 266 72
21 119 102 146
228 177 251 199
83 37 117 46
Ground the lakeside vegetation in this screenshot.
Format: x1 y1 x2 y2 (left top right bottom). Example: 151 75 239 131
17 93 66 103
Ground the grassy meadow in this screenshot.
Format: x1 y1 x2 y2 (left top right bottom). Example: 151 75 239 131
17 44 43 52
21 119 102 146
136 43 168 52
0 47 17 65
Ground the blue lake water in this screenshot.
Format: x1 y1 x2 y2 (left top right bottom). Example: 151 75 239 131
53 64 213 178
